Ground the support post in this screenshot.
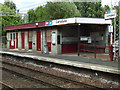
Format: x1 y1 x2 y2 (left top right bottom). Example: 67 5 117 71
78 24 80 56
94 38 96 58
118 1 120 62
114 17 116 59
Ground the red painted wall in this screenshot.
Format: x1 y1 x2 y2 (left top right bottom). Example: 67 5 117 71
29 41 32 49
62 44 77 54
22 33 25 49
10 40 15 49
16 33 18 48
37 31 41 51
47 42 51 52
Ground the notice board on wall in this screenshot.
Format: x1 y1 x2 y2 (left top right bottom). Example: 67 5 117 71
52 32 56 44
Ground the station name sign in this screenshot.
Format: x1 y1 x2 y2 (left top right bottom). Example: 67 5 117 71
45 18 75 26
56 19 67 24
104 10 116 20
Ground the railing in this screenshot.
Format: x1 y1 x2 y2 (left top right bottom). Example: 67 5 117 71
80 44 106 53
79 43 113 61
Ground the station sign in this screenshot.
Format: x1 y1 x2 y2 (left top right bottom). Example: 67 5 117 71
108 25 113 33
45 18 75 26
104 10 116 20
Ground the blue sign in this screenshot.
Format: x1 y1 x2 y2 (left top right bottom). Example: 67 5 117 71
107 10 111 14
49 21 53 25
105 10 111 14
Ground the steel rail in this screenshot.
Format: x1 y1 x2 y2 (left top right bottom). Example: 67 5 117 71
0 81 15 90
1 60 103 89
1 67 63 89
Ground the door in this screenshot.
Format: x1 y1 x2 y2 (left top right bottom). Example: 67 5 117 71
37 31 41 51
22 32 25 49
16 33 18 48
28 31 32 49
45 30 51 52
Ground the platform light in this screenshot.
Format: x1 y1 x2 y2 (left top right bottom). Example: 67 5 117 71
36 23 38 26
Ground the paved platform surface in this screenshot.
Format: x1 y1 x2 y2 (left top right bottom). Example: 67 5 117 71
1 50 120 74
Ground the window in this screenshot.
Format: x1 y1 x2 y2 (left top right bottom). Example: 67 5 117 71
29 31 33 41
13 33 15 40
46 30 51 42
10 33 12 40
10 33 15 40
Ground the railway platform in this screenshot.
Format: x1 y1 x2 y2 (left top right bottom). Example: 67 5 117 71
1 49 119 75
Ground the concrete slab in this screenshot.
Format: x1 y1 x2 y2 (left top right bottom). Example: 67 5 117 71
0 50 119 75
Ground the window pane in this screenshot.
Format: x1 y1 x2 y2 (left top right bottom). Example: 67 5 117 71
13 33 15 40
10 33 12 40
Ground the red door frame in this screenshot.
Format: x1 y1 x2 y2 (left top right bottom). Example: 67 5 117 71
16 33 18 48
28 31 32 49
37 31 41 51
22 32 25 49
10 40 15 49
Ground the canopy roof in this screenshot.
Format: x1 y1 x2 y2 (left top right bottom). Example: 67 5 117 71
3 17 112 31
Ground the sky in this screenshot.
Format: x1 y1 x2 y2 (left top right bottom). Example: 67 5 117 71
0 0 120 13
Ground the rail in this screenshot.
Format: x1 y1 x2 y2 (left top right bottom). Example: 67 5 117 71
1 60 102 89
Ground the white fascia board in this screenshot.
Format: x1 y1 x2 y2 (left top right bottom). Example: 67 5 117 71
48 17 76 26
75 17 112 25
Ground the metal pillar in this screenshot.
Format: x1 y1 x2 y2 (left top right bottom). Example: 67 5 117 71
118 1 120 62
114 17 116 59
78 24 80 56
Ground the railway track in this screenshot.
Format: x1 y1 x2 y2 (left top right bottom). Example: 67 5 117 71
2 67 63 88
0 81 14 90
1 60 103 89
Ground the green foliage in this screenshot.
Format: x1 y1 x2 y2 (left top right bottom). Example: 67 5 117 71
35 6 46 22
102 5 110 12
4 0 16 11
28 2 112 23
74 2 103 18
1 4 24 27
1 1 24 36
45 2 80 20
27 2 80 23
27 9 36 23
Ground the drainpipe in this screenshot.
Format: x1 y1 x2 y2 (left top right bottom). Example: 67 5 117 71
42 29 43 54
78 24 80 56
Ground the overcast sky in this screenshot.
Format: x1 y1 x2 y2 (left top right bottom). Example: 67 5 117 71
0 0 119 13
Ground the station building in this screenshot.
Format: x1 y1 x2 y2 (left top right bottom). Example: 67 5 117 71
3 17 111 54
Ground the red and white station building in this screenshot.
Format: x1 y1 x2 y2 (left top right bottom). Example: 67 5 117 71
3 17 111 54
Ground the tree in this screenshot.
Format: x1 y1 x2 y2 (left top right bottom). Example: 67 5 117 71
27 9 36 23
74 2 103 18
45 2 80 20
102 5 110 12
35 6 46 22
1 3 24 36
27 2 80 23
4 0 16 12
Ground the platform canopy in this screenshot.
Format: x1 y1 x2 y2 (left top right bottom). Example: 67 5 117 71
3 17 112 31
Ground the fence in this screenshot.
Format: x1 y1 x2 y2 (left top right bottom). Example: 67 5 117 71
79 43 113 61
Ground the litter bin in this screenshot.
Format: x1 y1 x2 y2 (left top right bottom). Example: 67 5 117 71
44 44 48 54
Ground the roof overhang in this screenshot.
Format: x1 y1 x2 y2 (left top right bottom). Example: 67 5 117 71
75 17 112 25
3 17 112 31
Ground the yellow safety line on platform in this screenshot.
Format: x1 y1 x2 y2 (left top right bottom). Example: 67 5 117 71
37 51 41 53
21 49 25 50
